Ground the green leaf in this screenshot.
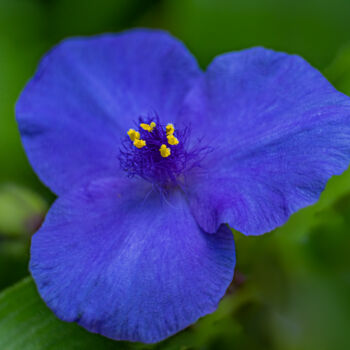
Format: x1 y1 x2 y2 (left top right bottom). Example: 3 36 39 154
0 277 144 350
325 44 350 95
0 276 257 350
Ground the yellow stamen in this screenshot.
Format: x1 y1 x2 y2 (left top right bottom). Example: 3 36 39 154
140 122 156 132
133 139 146 149
127 129 140 141
167 134 179 145
159 144 171 158
166 123 175 135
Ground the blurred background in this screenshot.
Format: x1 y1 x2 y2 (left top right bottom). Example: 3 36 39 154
1 0 350 349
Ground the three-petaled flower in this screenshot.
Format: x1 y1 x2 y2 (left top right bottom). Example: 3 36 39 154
16 29 350 343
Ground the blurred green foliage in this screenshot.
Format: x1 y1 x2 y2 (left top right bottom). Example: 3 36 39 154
1 0 350 349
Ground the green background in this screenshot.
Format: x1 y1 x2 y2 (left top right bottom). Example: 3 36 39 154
1 0 350 349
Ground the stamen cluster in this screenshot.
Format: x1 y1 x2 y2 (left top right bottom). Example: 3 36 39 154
119 117 206 187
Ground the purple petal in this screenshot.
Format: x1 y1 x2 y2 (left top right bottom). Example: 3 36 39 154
16 29 201 195
181 47 350 235
30 177 235 343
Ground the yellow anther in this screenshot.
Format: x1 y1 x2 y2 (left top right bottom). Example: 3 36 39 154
159 144 171 158
133 139 146 149
140 122 155 132
127 129 140 141
167 134 179 145
166 123 175 135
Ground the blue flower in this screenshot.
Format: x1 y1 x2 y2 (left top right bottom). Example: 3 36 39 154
16 29 350 343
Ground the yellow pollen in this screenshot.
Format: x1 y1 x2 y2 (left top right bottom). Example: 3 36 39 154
127 129 140 141
167 134 179 145
166 123 175 135
159 144 171 158
133 139 146 149
140 122 156 132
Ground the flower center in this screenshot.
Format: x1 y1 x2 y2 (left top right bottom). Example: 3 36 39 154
119 117 208 188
